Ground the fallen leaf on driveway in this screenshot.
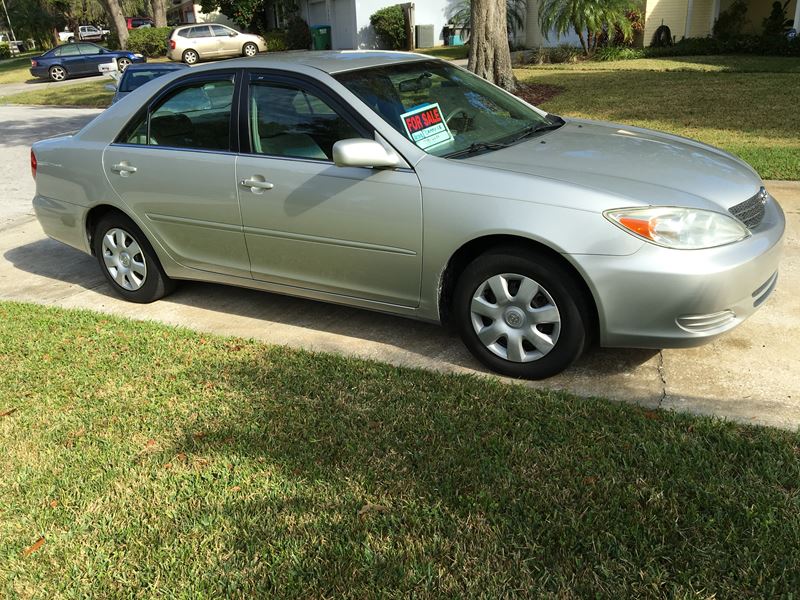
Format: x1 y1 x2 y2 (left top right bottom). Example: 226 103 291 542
22 536 45 556
1 408 17 417
358 503 390 518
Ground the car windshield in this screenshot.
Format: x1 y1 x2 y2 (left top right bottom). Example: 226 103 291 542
119 69 173 92
335 60 557 158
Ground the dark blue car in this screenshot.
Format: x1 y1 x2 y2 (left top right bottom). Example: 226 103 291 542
30 43 146 82
109 62 189 104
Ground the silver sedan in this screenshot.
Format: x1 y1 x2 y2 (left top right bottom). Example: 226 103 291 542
30 52 785 379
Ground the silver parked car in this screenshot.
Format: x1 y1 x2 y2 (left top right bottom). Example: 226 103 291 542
30 52 785 379
167 23 266 64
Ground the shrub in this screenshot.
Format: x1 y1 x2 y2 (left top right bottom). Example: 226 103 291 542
126 26 172 57
106 30 120 50
713 0 748 40
264 30 288 52
370 5 407 50
286 16 311 50
0 42 11 60
594 45 646 61
642 34 800 57
525 45 583 65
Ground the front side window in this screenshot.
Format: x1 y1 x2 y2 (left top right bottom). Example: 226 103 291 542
248 78 361 161
123 77 234 150
212 25 232 37
335 60 555 158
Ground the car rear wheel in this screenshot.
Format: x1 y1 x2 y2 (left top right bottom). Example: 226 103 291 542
242 42 258 57
48 65 67 81
453 248 589 379
182 49 199 64
117 57 131 71
93 213 175 303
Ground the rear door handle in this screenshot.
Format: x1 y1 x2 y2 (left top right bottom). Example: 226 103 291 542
111 162 137 176
240 178 274 191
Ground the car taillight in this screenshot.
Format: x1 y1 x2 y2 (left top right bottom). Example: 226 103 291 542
30 149 37 179
169 39 176 49
31 59 38 67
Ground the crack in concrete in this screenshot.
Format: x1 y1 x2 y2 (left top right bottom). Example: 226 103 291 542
656 350 668 408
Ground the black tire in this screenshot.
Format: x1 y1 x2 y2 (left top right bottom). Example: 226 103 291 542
92 212 175 303
182 49 199 64
242 42 258 57
453 248 590 379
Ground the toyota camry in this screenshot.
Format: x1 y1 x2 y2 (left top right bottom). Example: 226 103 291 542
30 51 785 379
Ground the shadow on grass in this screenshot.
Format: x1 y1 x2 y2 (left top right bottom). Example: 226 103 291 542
146 345 800 595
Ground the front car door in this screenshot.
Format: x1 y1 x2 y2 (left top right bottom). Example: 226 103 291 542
75 43 108 74
56 44 84 74
189 25 217 57
211 24 238 57
234 71 423 307
103 71 251 278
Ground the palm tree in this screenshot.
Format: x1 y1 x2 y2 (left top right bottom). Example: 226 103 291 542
449 0 527 41
538 0 636 55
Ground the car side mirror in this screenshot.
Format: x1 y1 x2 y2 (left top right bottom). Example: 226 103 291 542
332 139 401 169
229 31 237 36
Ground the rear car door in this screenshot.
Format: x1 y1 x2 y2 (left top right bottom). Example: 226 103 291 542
103 71 251 278
189 26 217 57
234 71 423 306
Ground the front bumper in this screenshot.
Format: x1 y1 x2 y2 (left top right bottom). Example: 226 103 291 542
573 195 786 349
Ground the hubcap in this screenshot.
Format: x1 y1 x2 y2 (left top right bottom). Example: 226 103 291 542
245 44 256 56
101 228 147 291
118 59 130 71
186 51 197 63
470 273 561 363
51 67 65 80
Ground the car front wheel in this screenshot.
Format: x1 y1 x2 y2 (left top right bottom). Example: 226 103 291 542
48 65 67 81
93 213 175 303
117 57 131 71
182 49 199 64
242 42 258 57
453 248 590 379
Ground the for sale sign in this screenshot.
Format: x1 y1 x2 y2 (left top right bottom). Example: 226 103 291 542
400 103 454 151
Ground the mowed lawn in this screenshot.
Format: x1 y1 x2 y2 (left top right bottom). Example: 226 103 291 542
519 55 800 180
2 301 800 597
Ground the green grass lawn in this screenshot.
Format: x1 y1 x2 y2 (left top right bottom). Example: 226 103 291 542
1 78 113 108
415 45 469 60
0 52 39 85
519 55 800 180
2 300 800 597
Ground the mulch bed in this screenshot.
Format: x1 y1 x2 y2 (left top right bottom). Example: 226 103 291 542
514 82 564 106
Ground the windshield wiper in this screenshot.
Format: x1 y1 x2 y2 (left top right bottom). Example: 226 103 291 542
507 117 565 145
444 141 510 159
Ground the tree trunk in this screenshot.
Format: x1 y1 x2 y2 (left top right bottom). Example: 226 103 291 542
151 0 167 28
101 0 129 49
468 0 515 92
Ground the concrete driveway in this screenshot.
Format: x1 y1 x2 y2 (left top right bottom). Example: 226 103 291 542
2 105 798 429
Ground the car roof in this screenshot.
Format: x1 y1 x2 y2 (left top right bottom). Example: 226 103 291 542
188 50 432 75
124 62 189 72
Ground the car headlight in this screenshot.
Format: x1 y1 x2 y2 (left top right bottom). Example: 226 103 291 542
604 207 750 249
133 53 143 58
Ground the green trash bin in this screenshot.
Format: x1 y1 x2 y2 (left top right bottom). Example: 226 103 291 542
311 25 332 50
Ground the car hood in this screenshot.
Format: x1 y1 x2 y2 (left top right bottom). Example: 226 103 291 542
461 118 763 211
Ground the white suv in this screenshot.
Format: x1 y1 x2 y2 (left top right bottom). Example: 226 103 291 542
167 24 266 65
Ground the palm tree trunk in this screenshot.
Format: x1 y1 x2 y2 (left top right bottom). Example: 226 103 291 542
468 0 516 92
574 25 588 55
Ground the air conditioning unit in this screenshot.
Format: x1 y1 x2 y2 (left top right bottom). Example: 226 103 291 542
415 24 435 48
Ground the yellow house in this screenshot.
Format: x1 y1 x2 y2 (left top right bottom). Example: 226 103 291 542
644 0 799 45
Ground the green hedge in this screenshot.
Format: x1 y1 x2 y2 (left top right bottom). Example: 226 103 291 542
644 34 800 57
126 26 172 57
264 30 288 52
0 42 11 60
370 5 407 50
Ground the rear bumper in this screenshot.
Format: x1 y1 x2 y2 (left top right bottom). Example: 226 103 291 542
30 66 48 79
33 195 91 254
573 195 786 348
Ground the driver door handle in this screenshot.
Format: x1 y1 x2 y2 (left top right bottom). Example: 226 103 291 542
240 178 274 190
111 162 137 176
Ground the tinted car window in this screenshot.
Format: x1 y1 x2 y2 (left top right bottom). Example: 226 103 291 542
58 45 81 56
211 25 232 37
76 43 102 55
119 68 177 92
187 26 212 38
124 78 234 150
248 79 361 161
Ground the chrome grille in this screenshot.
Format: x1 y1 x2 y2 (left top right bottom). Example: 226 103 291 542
729 187 767 230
